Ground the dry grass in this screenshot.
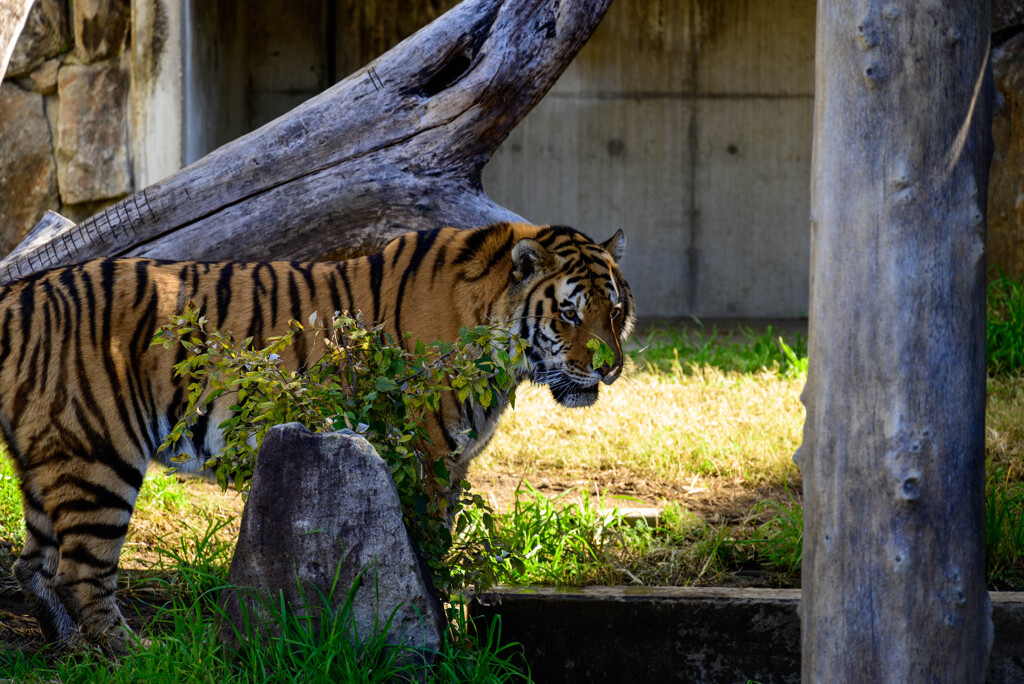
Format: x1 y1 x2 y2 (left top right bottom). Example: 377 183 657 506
107 359 813 566
987 372 1024 480
122 471 243 570
475 362 805 510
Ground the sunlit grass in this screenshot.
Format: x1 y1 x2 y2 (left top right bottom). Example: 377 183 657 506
0 455 244 571
124 470 243 569
478 333 806 496
0 456 23 551
987 372 1024 479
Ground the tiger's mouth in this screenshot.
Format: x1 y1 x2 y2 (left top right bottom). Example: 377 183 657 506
532 366 602 409
549 381 599 408
528 361 601 407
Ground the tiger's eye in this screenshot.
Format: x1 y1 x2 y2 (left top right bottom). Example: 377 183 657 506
561 309 580 325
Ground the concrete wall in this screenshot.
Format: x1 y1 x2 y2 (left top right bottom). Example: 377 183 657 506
470 586 1024 684
175 0 815 320
183 0 458 158
482 0 816 318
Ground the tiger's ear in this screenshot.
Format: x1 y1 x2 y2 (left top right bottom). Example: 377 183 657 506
601 230 626 262
511 238 549 283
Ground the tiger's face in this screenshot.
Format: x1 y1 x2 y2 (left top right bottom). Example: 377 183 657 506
510 226 635 408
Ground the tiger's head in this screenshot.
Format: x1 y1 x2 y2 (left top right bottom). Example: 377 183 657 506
509 225 635 408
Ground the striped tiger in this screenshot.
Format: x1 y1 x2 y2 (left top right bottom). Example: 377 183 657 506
1 221 634 652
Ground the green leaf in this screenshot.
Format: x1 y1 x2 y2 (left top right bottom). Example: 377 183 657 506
375 377 399 392
586 337 616 369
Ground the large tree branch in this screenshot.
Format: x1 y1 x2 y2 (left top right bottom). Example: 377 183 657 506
0 0 612 282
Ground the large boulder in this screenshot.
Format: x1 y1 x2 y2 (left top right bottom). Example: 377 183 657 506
55 61 131 205
6 0 69 78
220 423 445 660
72 0 129 64
0 83 58 255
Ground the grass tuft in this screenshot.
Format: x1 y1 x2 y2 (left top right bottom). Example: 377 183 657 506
988 270 1024 375
634 322 807 377
750 489 804 576
462 483 798 589
0 521 530 682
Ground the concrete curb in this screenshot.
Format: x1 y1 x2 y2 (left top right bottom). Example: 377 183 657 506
470 587 1024 683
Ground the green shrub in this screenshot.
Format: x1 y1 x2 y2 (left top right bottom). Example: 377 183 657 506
153 308 528 599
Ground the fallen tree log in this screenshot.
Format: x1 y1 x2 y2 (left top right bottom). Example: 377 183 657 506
0 0 612 284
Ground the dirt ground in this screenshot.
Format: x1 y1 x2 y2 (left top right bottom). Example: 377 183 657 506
472 467 785 526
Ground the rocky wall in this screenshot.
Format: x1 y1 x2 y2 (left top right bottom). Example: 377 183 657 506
0 0 131 254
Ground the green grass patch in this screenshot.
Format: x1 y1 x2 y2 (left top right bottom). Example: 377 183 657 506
634 322 807 377
988 270 1024 375
0 521 530 683
461 483 799 588
0 455 24 551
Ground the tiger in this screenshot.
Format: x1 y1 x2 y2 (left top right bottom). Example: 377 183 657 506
0 221 634 653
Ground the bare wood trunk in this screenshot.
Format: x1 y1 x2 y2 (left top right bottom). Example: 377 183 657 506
801 1 993 680
0 0 34 80
0 0 612 283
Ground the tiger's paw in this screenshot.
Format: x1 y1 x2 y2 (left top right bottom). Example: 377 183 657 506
63 621 137 657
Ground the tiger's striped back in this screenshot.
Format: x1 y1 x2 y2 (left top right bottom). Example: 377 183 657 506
1 222 634 652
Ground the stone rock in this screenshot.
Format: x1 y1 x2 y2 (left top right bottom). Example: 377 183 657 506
220 424 445 661
0 83 59 256
25 58 59 94
6 0 69 78
55 61 132 205
989 33 1024 279
73 0 129 64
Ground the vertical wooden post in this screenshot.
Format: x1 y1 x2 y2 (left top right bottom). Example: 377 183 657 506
801 1 993 680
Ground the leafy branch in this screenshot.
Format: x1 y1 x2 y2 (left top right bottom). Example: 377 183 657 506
151 307 530 598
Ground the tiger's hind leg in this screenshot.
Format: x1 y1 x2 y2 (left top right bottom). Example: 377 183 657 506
47 470 139 655
13 447 142 655
12 490 75 645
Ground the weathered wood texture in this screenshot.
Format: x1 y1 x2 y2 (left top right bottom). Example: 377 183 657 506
0 0 34 80
800 1 993 681
0 0 612 283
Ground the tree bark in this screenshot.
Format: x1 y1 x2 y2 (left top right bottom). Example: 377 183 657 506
0 0 612 284
800 1 993 681
0 0 34 80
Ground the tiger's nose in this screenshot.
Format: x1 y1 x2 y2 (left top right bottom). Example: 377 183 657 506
598 361 621 384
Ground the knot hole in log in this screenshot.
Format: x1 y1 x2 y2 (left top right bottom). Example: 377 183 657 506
422 52 475 96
